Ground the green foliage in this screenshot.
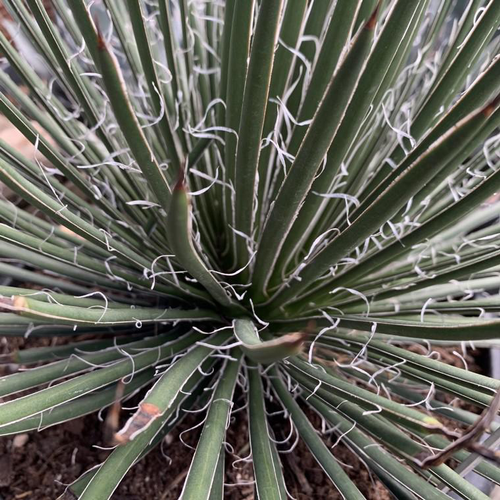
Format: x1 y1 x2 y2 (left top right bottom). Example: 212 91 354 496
0 0 499 498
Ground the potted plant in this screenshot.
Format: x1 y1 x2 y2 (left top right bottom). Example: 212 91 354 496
0 1 499 498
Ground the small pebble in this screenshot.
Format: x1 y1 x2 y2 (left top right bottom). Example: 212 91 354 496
12 434 29 448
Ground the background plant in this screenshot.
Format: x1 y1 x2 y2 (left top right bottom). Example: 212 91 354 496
0 0 499 498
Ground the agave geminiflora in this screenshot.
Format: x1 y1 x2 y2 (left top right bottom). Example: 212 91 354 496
0 0 500 497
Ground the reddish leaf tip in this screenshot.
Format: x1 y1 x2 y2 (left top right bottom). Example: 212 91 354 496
365 1 381 30
174 167 186 191
114 402 161 445
97 34 106 51
286 331 309 345
483 94 500 118
96 20 106 51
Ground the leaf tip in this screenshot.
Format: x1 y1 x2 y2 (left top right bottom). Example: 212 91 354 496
114 402 161 445
482 94 500 118
96 22 106 51
12 296 27 310
422 415 443 429
287 331 309 346
365 1 381 30
279 331 309 357
174 167 186 192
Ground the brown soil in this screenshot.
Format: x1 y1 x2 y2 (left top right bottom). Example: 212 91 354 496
0 336 487 500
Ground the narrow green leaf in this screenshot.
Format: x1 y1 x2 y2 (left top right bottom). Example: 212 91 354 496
0 331 203 428
233 0 284 269
25 0 116 153
8 295 219 326
157 0 184 124
269 366 365 499
0 371 152 436
303 381 489 500
166 177 239 311
115 330 230 443
0 332 176 397
208 450 225 500
66 0 172 211
180 351 242 500
287 357 445 434
307 395 449 500
256 0 307 219
79 362 212 500
268 0 427 286
283 0 333 122
360 47 500 207
0 261 89 295
0 158 209 301
251 7 378 297
265 96 500 310
412 0 500 138
127 0 183 175
223 0 254 238
64 377 207 498
286 0 361 157
233 319 306 364
326 145 500 289
0 330 145 365
248 361 287 500
275 314 500 342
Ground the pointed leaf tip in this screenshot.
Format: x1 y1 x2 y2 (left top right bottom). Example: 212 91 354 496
234 318 309 364
174 167 186 191
280 331 309 355
483 94 500 118
365 1 381 30
114 402 161 445
95 21 106 51
97 33 106 51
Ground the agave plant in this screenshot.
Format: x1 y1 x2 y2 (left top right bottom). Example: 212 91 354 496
0 0 500 497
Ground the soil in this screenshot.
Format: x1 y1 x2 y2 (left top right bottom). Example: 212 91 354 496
0 336 487 500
